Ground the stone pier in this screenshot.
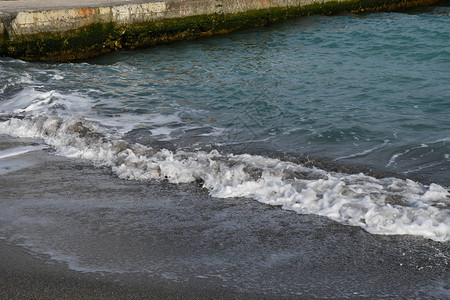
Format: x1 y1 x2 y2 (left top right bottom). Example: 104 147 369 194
0 0 438 61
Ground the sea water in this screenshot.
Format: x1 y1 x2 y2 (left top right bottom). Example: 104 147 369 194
0 6 449 243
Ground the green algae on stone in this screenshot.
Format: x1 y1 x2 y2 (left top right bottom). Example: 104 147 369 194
0 0 440 62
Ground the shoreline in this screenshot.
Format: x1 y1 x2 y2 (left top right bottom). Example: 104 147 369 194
0 134 449 299
0 241 275 300
0 0 439 61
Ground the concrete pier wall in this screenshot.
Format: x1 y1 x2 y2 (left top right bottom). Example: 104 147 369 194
0 0 438 61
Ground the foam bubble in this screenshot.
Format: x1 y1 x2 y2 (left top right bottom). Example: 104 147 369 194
52 74 64 81
0 115 449 242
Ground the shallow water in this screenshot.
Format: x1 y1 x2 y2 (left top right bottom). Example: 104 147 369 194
2 7 449 181
0 4 449 288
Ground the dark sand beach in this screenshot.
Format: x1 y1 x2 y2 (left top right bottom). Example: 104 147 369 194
0 135 449 299
0 242 267 299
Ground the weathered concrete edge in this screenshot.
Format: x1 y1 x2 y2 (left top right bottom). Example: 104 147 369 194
0 0 439 62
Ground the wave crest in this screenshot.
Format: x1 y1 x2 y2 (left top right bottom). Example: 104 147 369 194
1 114 449 242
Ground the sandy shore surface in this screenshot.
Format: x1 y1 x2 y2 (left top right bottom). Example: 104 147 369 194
0 135 449 299
0 242 270 299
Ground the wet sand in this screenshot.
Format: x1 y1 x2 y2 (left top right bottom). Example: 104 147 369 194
0 135 449 299
0 242 270 299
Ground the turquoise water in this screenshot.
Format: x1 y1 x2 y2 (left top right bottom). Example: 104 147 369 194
2 6 448 184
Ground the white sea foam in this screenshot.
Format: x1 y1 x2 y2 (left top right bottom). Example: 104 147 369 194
0 88 188 138
0 115 449 242
0 88 95 117
0 73 33 94
0 145 44 159
52 74 64 81
386 143 438 168
386 149 409 167
150 126 175 137
404 162 445 174
334 140 390 161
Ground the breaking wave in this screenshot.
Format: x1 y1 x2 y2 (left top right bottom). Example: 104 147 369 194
0 114 448 242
